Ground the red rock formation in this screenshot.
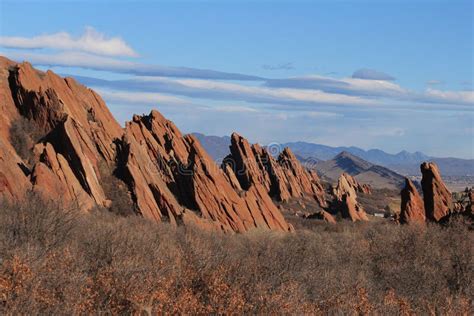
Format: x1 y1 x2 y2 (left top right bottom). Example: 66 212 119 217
122 113 293 232
305 210 336 224
399 178 425 224
0 56 293 233
224 133 327 207
0 57 33 200
467 190 474 215
333 173 369 221
1 59 123 210
420 162 453 222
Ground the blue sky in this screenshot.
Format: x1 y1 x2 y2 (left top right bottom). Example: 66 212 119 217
0 0 473 158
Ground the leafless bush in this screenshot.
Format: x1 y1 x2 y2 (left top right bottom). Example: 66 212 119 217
0 194 472 314
9 116 43 166
98 161 135 216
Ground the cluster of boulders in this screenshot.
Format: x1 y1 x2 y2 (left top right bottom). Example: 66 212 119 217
400 162 473 224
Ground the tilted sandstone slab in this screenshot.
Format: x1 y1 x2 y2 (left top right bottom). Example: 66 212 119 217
399 178 425 224
333 173 369 222
0 56 293 233
2 59 122 208
0 57 33 201
0 139 31 201
31 142 95 210
305 210 336 224
224 133 327 207
420 162 453 222
122 112 293 232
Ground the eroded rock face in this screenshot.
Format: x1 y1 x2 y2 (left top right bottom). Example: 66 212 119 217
420 162 453 222
0 56 293 233
400 178 425 224
122 113 293 232
305 210 336 224
224 133 327 207
0 58 120 208
333 173 369 222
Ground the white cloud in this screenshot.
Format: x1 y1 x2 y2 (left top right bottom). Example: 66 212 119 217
424 88 474 105
95 89 187 105
170 77 377 106
0 27 138 57
352 68 395 81
1 49 472 110
427 80 443 86
305 111 342 118
2 50 262 80
213 105 259 113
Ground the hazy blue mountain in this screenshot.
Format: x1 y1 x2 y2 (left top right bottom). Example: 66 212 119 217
192 133 474 176
315 151 406 190
281 141 430 165
193 133 231 162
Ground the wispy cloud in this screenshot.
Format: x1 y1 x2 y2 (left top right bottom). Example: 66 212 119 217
2 51 264 81
0 27 138 57
265 75 473 106
95 89 187 106
76 74 473 113
213 105 260 113
352 68 395 81
79 75 376 109
1 45 472 110
427 80 444 86
262 62 294 70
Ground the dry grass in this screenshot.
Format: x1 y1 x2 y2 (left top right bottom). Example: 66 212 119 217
0 193 472 314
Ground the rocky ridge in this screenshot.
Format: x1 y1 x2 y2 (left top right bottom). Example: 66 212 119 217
223 133 327 207
0 57 300 233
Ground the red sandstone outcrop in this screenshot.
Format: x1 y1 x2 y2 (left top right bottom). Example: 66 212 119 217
420 162 453 222
467 190 474 215
333 173 369 221
1 58 123 210
0 56 293 233
399 178 425 224
305 210 336 224
224 133 327 207
122 112 293 232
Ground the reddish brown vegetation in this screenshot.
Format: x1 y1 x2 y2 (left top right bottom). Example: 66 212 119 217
0 194 472 314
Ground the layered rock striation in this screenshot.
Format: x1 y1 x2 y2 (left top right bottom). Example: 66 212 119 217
333 173 369 222
399 178 425 224
223 133 327 207
0 57 293 233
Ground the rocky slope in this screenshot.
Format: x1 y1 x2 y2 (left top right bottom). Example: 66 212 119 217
0 57 293 233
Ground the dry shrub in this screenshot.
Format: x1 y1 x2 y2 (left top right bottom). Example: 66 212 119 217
98 161 135 216
9 116 42 166
0 194 472 314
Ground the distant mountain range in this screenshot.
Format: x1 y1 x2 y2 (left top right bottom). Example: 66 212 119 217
193 133 474 177
193 133 231 162
315 151 406 190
